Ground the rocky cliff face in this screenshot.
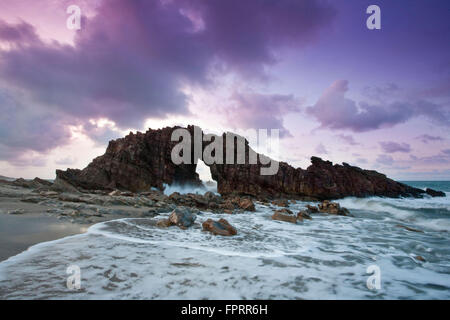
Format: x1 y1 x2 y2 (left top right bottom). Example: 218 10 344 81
56 125 436 199
57 126 201 192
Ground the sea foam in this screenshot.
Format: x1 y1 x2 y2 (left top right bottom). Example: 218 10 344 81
1 190 449 299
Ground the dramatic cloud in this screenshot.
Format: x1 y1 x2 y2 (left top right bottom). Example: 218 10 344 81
306 80 450 132
0 89 72 159
0 20 39 45
379 141 411 153
0 0 335 163
81 120 123 146
223 92 301 138
416 134 445 143
184 0 336 76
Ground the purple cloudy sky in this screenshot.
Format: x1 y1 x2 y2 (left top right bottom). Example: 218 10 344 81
0 0 449 180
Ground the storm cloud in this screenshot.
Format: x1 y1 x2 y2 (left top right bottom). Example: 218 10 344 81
306 80 450 132
223 91 301 138
0 0 335 162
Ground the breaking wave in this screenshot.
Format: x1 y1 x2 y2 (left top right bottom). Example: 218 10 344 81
0 182 449 299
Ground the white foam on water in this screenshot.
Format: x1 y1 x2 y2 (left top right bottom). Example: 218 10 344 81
162 183 218 195
338 193 450 232
0 200 449 299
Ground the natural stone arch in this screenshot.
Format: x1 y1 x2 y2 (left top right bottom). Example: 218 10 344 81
56 125 427 199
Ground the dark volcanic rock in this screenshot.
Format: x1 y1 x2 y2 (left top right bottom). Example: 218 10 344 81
202 218 237 236
271 199 289 207
168 207 196 229
155 207 196 229
297 211 312 220
274 208 294 215
272 212 297 224
306 205 319 213
238 198 255 211
12 177 53 189
56 126 202 192
55 125 443 199
318 200 349 216
425 188 445 197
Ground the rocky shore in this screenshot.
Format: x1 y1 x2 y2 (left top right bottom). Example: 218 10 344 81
0 176 359 232
54 126 446 200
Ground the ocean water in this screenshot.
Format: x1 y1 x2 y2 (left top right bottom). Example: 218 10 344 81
0 181 449 299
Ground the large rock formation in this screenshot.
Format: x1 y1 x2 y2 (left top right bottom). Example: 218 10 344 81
56 125 442 200
56 126 201 192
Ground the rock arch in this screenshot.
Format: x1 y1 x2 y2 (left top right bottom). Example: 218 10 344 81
56 125 428 199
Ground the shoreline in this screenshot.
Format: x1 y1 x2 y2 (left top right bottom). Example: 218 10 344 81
0 179 448 299
0 179 447 263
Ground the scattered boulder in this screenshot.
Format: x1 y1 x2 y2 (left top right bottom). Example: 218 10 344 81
239 198 255 211
51 177 81 194
415 255 426 262
425 188 445 197
297 211 312 220
204 191 219 202
142 190 168 202
220 199 235 211
168 207 196 229
169 192 182 201
271 199 289 207
190 193 208 206
318 200 349 216
274 208 293 215
272 212 297 224
306 204 319 213
202 218 237 236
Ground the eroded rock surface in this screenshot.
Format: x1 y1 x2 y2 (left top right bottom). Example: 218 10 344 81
272 211 297 224
318 200 349 216
202 218 237 236
168 207 196 229
53 125 443 200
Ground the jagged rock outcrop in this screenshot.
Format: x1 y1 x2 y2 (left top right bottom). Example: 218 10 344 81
56 126 201 192
55 125 443 200
425 188 445 197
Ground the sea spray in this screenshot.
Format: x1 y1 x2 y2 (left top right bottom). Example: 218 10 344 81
0 190 449 299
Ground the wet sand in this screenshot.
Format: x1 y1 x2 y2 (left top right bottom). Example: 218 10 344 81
0 213 88 262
